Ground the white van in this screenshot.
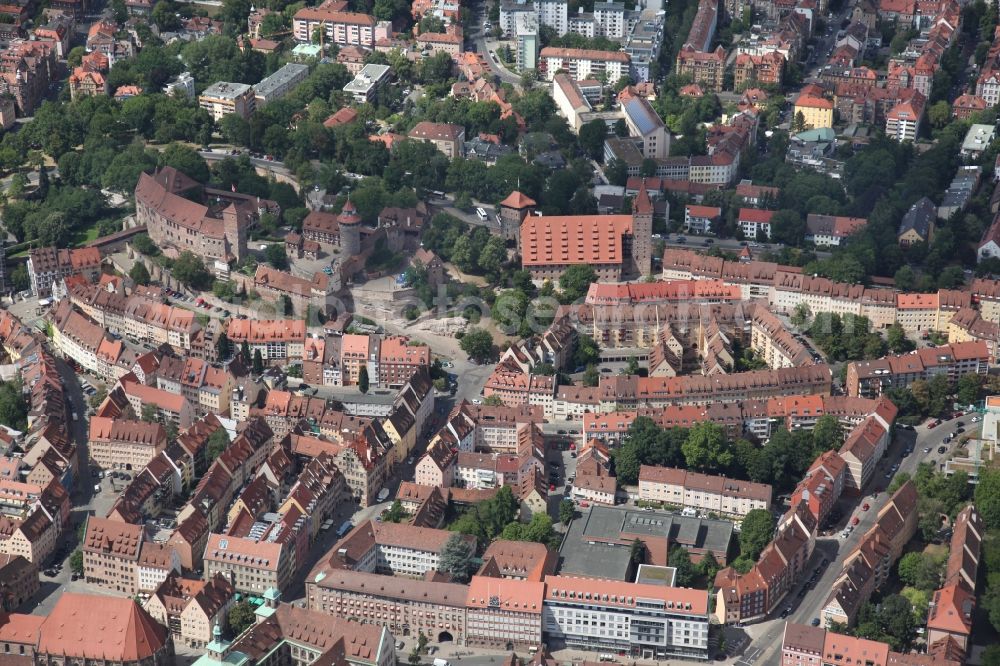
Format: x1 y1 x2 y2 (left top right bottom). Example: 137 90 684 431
377 487 390 503
476 207 488 221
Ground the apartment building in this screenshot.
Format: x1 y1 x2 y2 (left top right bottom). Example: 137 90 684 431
483 360 556 412
198 81 255 120
543 575 710 660
407 121 466 159
638 466 771 517
202 533 292 594
782 624 961 666
804 214 867 246
926 505 982 652
713 504 816 625
226 319 305 362
291 8 376 47
324 520 476 578
539 47 630 81
82 517 143 595
747 302 813 368
620 87 670 159
88 416 167 471
26 246 101 297
738 208 775 240
378 336 430 388
226 602 395 666
466 575 544 649
0 509 58 565
144 572 236 648
845 341 990 397
306 568 469 644
675 46 726 91
838 402 896 492
253 62 308 106
822 482 918 626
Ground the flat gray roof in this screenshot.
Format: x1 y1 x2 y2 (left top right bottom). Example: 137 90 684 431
558 505 733 580
255 63 309 98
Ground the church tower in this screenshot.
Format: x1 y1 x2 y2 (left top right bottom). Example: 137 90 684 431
631 182 653 277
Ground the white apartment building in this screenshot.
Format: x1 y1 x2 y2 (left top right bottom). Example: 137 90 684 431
349 522 477 579
537 0 568 35
500 0 568 36
593 2 626 38
543 575 710 660
539 47 630 81
637 466 772 517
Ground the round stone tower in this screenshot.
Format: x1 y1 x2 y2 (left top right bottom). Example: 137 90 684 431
338 199 362 257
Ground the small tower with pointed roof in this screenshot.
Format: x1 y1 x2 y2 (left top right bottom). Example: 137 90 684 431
338 199 362 257
631 181 653 277
499 190 536 249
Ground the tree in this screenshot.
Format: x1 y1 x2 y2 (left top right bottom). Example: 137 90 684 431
159 144 210 182
739 509 775 561
977 469 1000 529
265 243 289 270
439 533 477 582
812 415 843 451
582 364 600 387
894 265 916 291
574 334 600 367
957 373 983 406
216 332 232 362
280 294 293 317
132 234 159 255
140 403 158 422
559 498 575 525
559 264 597 303
668 546 697 587
69 549 83 575
682 422 732 472
459 327 494 364
896 551 944 591
358 365 370 394
228 601 256 636
206 427 230 462
629 538 645 566
698 551 720 581
578 120 607 160
928 100 951 128
887 324 915 353
240 340 251 365
790 302 812 328
252 349 264 376
129 262 151 286
172 252 212 290
0 380 27 432
383 500 406 523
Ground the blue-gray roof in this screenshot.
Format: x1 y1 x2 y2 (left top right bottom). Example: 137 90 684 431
624 96 664 136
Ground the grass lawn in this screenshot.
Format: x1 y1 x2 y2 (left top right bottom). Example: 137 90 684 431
72 223 102 247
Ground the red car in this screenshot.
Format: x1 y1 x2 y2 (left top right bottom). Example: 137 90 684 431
569 443 576 451
851 516 860 526
862 503 870 511
549 484 555 491
928 420 940 429
580 501 590 508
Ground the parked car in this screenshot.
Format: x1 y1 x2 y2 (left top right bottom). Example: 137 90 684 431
938 446 947 454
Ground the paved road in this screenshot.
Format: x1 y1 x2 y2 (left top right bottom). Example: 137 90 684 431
748 411 977 666
197 149 293 178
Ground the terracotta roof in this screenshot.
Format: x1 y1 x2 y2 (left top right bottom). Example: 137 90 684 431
540 46 630 63
520 214 633 266
466 575 544 613
36 593 168 661
500 190 537 209
83 516 143 560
